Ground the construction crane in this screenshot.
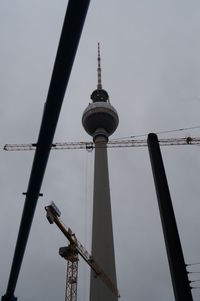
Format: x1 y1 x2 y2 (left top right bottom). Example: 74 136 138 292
45 202 120 301
3 136 200 151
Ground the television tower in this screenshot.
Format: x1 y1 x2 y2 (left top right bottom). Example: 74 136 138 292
82 43 119 301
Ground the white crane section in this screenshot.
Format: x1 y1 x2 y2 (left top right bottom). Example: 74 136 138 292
3 136 200 151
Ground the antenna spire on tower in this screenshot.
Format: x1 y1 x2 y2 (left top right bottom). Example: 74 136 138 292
97 42 102 90
90 43 109 102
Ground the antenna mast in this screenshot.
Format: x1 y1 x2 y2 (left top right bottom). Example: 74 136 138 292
97 43 102 90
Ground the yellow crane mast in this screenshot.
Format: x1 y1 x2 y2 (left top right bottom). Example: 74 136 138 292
59 245 79 301
45 202 120 301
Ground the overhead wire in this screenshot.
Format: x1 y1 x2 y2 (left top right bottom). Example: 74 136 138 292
4 126 200 152
188 277 200 290
83 149 93 301
189 280 200 283
111 125 200 141
187 263 200 266
82 150 88 301
188 272 200 274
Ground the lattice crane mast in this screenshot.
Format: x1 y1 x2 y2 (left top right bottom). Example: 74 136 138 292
45 202 120 301
4 136 200 151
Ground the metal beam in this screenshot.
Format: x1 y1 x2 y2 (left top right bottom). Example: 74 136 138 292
2 1 90 300
147 133 193 301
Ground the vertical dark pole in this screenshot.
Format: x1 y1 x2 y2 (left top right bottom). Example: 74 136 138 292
147 133 192 301
2 1 90 301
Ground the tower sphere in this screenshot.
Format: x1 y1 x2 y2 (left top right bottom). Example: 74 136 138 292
82 43 119 140
82 100 119 140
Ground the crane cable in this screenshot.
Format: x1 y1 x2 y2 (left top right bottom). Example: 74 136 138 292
112 125 200 141
83 150 93 300
187 263 200 266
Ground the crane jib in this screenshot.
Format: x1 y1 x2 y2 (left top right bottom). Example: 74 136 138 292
4 136 200 151
44 204 120 298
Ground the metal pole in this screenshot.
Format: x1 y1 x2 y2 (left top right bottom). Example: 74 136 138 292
147 133 192 301
2 1 90 300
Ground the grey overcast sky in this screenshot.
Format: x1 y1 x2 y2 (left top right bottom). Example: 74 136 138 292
1 1 200 300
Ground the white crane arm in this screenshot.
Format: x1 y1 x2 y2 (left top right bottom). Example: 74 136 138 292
4 136 200 151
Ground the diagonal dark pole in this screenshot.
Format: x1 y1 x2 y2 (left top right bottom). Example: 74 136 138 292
147 133 193 301
2 1 90 300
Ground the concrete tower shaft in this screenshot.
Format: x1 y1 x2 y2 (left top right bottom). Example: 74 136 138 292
82 44 118 301
89 135 118 301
